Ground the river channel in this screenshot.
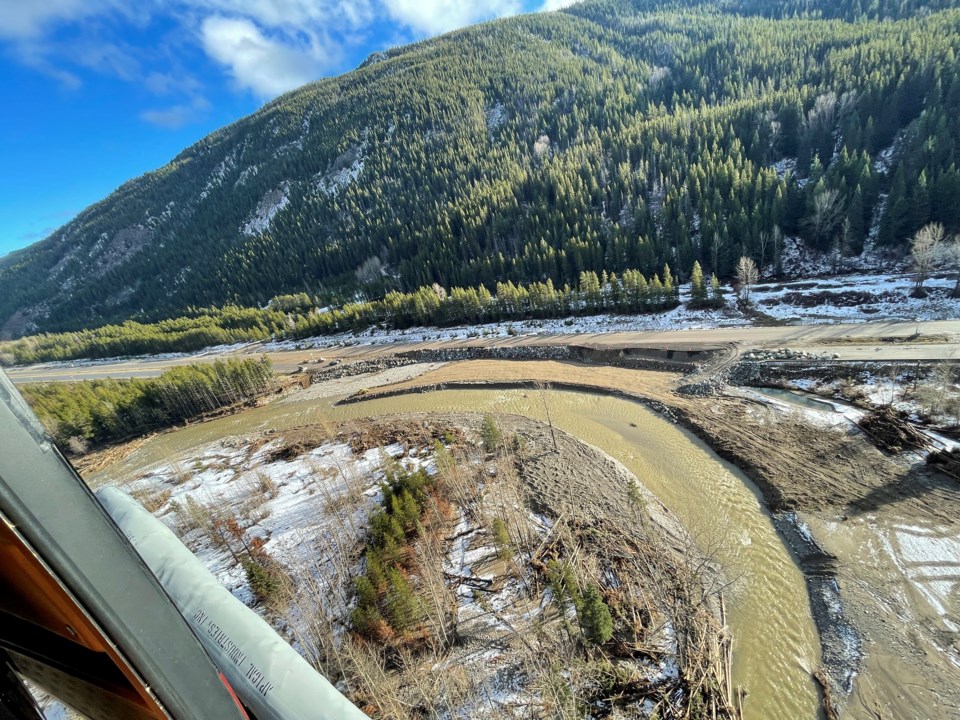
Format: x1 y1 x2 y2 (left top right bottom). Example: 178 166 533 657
94 386 822 719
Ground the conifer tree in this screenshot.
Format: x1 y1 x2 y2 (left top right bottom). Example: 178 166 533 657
690 261 708 307
710 273 724 307
481 415 502 453
578 584 613 645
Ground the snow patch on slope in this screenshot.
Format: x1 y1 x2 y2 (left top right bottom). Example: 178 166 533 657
770 157 797 180
485 102 507 132
315 143 366 196
873 135 902 175
274 138 304 157
145 201 176 230
200 150 238 200
242 182 291 236
235 165 260 188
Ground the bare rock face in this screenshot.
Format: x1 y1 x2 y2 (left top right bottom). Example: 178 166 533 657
242 182 291 236
92 226 153 277
0 308 39 341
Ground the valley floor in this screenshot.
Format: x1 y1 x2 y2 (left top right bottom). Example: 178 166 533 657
33 313 960 719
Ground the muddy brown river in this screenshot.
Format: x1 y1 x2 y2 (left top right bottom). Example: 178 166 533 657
95 387 822 719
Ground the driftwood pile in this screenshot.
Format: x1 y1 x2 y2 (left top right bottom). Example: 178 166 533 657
857 406 929 454
927 448 960 480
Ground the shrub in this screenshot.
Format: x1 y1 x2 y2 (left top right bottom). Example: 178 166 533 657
242 556 280 603
546 560 581 612
481 415 502 453
491 518 513 560
579 584 613 645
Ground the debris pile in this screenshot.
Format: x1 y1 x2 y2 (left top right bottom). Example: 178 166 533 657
742 348 838 362
927 448 960 479
677 378 726 396
402 345 574 363
307 356 417 381
857 406 929 454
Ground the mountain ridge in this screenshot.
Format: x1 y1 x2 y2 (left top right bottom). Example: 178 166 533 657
3 0 960 337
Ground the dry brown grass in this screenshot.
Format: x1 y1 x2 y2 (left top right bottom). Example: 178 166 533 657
129 486 172 513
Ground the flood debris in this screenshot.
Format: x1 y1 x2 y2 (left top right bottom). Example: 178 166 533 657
927 447 960 479
106 413 741 719
857 406 930 454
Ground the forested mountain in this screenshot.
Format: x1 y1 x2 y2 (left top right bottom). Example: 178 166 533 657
3 0 960 337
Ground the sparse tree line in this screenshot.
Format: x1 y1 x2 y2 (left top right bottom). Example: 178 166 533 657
20 357 273 449
0 305 289 366
3 223 952 366
1 264 719 365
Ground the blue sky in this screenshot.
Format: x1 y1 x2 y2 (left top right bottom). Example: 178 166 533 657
0 0 570 258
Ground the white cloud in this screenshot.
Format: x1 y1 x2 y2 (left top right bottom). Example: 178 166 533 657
1 0 543 104
540 0 576 10
0 0 142 40
200 15 330 97
144 71 178 95
72 40 141 81
190 0 375 31
0 0 94 39
381 0 523 36
10 40 82 87
140 95 211 128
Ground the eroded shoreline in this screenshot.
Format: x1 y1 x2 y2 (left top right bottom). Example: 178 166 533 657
80 352 960 719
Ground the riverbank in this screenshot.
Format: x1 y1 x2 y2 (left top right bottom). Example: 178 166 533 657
90 405 741 717
69 348 960 719
327 358 959 719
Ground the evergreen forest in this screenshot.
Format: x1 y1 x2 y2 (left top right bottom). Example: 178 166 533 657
2 0 958 337
0 268 708 364
20 358 274 447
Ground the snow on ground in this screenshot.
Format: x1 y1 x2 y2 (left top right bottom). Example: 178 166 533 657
751 272 959 323
485 102 507 133
271 272 956 354
873 136 901 176
745 387 856 430
315 141 366 196
878 521 960 636
263 295 749 353
316 156 364 196
13 271 956 371
749 382 959 455
770 157 796 180
120 436 409 611
265 272 956 354
112 434 563 717
435 505 548 718
777 235 896 277
200 150 237 201
234 164 259 188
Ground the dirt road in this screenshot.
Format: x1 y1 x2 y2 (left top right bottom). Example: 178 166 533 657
6 319 959 383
